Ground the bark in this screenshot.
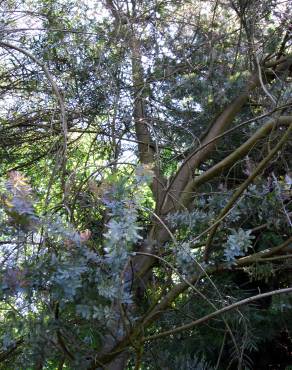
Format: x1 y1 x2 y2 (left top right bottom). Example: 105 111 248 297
89 234 292 367
131 35 166 209
204 119 292 260
180 115 292 205
93 4 292 366
160 55 292 215
160 73 260 215
98 4 164 368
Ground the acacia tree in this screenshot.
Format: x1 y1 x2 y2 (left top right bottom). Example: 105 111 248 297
0 0 291 369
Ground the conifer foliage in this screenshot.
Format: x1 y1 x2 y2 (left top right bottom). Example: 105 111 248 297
0 0 291 369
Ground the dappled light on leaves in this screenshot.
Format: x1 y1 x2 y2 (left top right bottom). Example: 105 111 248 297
0 0 291 369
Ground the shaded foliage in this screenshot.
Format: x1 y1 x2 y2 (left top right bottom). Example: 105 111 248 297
0 0 291 369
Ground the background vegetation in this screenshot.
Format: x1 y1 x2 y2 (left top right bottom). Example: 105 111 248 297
0 0 291 369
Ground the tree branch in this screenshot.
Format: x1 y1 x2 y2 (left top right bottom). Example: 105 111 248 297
142 287 292 342
89 235 291 367
161 72 261 214
180 115 292 206
0 41 67 152
161 55 292 215
204 119 292 261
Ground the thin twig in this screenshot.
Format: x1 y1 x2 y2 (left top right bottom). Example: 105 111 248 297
142 287 292 342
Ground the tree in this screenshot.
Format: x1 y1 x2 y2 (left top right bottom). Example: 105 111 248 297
0 0 291 369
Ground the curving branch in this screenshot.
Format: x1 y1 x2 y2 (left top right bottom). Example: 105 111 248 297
160 72 261 214
236 236 292 265
180 115 292 206
89 235 292 367
160 55 292 215
143 287 292 342
203 119 292 261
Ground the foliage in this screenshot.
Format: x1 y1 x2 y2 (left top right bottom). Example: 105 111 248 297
224 228 255 263
0 0 291 369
